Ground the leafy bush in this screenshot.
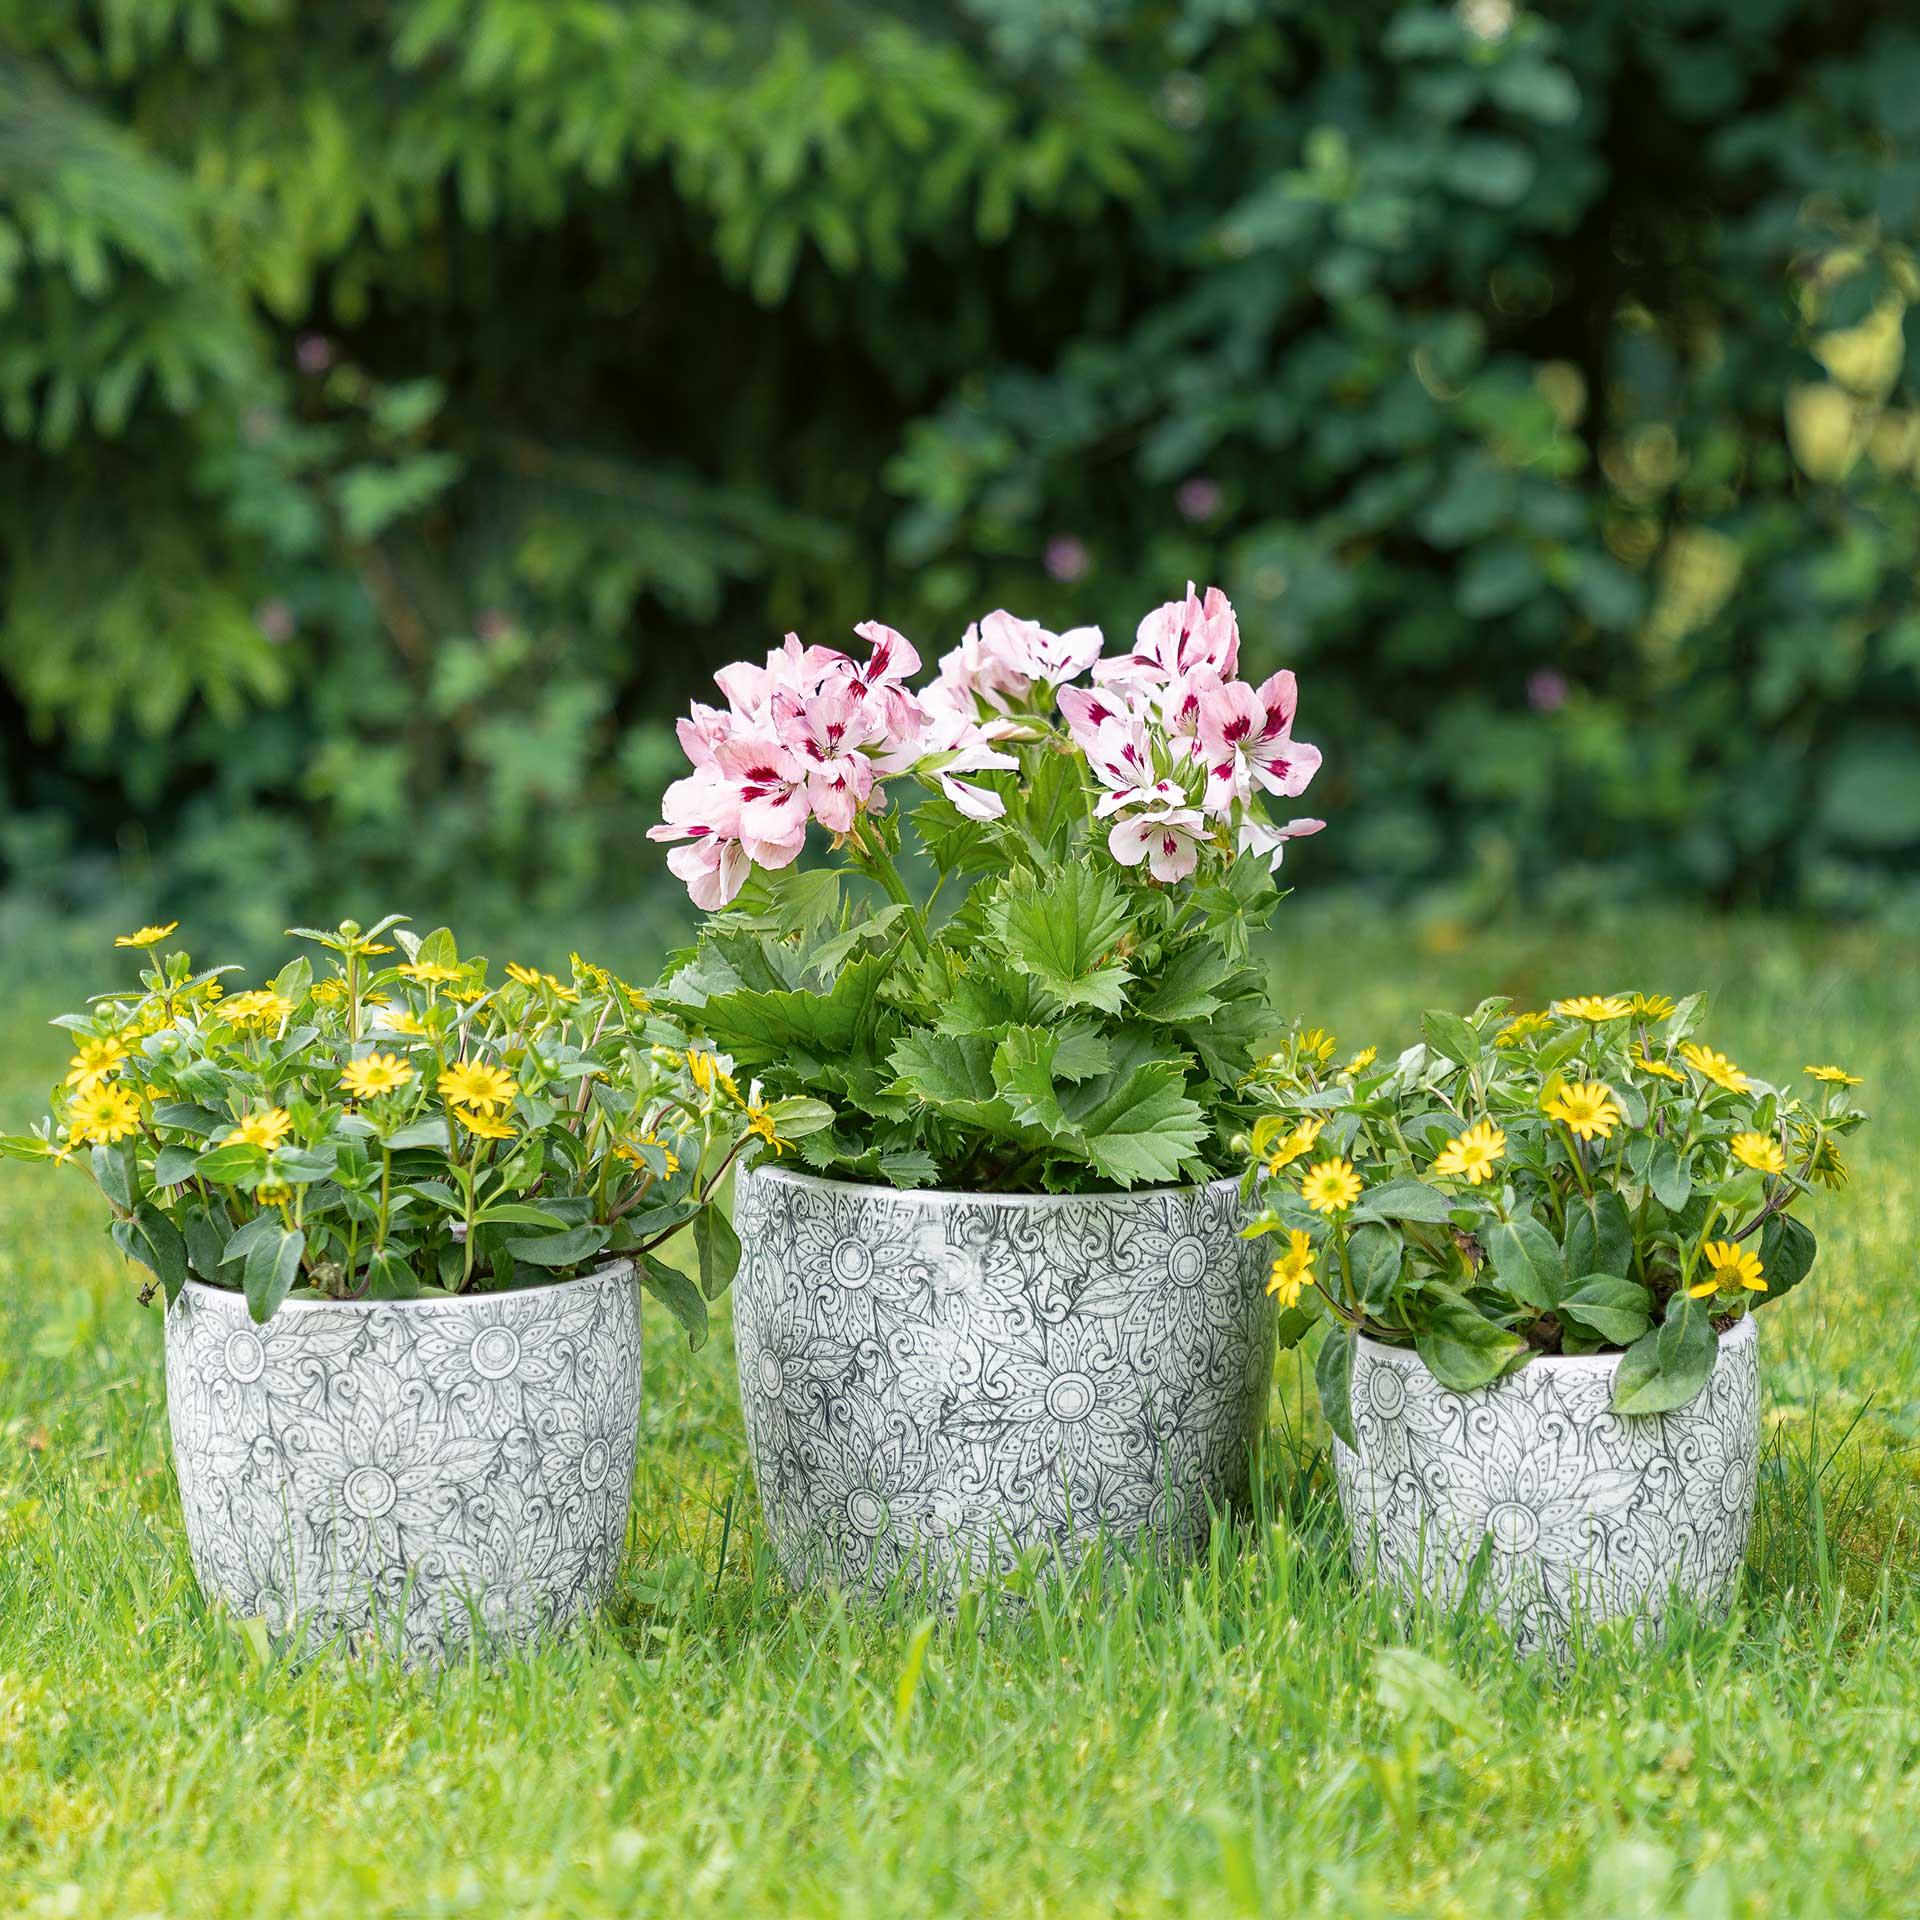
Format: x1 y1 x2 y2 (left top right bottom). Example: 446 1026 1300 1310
657 588 1324 1190
3 3 1919 932
1240 993 1867 1421
1 916 810 1338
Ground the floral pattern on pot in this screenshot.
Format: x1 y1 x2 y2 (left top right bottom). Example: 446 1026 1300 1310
731 1165 1276 1600
1333 1316 1760 1657
163 1264 642 1662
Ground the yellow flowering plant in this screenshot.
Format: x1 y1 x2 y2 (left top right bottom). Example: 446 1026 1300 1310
1 918 831 1338
1240 993 1867 1434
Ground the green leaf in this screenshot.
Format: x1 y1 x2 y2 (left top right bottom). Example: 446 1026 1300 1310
1758 1214 1817 1303
244 1227 305 1324
1558 1274 1652 1347
1073 1063 1207 1188
1649 1143 1692 1212
151 1144 201 1188
890 1030 1022 1135
1486 1217 1566 1313
92 1142 133 1211
131 1205 189 1304
1420 1009 1482 1065
640 1252 709 1350
474 1202 573 1229
1316 1324 1358 1450
765 1096 835 1139
504 1223 611 1269
1413 1284 1527 1391
268 1145 337 1186
1612 1294 1716 1414
194 1141 269 1186
365 1248 422 1299
691 1202 742 1300
1354 1178 1458 1225
1348 1222 1402 1314
382 1117 452 1151
1564 1191 1631 1284
1136 945 1236 1023
180 1203 226 1281
683 953 891 1072
987 867 1131 1013
220 1214 280 1267
150 1101 227 1137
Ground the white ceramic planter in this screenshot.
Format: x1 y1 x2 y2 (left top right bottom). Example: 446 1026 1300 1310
164 1262 643 1661
1333 1315 1760 1655
731 1164 1276 1598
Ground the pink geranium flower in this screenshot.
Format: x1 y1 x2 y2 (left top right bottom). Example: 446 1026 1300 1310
774 687 889 834
712 733 810 862
1106 787 1211 884
646 771 754 909
1197 669 1322 808
976 610 1104 688
1237 814 1325 873
713 632 843 728
1094 582 1240 693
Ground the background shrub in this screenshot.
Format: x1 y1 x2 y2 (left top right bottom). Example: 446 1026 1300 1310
2 0 1918 947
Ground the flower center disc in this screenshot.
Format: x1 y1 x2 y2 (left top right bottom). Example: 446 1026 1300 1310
1045 1371 1096 1424
845 1487 888 1536
223 1330 266 1383
470 1327 521 1379
830 1239 874 1288
580 1438 612 1490
344 1465 397 1519
1167 1235 1209 1288
1486 1501 1540 1554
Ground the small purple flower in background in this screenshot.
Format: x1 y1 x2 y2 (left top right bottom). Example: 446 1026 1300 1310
295 333 335 375
1176 476 1223 523
1044 536 1089 583
254 599 296 645
1527 669 1569 714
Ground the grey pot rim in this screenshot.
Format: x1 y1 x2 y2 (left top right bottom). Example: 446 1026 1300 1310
740 1160 1242 1210
174 1257 635 1316
1354 1308 1758 1377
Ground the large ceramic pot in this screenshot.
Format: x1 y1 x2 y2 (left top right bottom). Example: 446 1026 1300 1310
730 1164 1276 1599
164 1262 643 1661
1333 1316 1760 1656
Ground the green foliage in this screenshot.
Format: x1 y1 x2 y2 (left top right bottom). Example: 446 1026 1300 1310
2 915 773 1325
3 4 1920 928
1241 992 1868 1412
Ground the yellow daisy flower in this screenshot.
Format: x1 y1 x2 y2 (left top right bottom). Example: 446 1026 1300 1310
64 1034 129 1093
377 1010 429 1038
67 1082 143 1146
570 953 613 992
223 989 294 1031
1729 1130 1786 1175
1301 1157 1363 1215
1632 1048 1684 1084
1628 992 1677 1019
114 922 179 949
400 960 463 987
1687 1239 1766 1298
746 1105 791 1156
1803 1064 1861 1087
1794 1124 1849 1190
225 1107 293 1151
1553 994 1633 1023
1341 1047 1378 1077
310 978 348 1007
614 1132 681 1177
1264 1116 1325 1177
1266 1229 1317 1309
1679 1043 1749 1094
1300 1027 1338 1066
1495 1011 1554 1048
504 963 545 989
452 1104 515 1141
1433 1118 1506 1186
438 1060 518 1113
340 1052 415 1100
1545 1080 1624 1142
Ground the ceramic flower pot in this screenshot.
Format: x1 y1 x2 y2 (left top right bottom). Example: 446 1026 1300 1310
730 1164 1276 1599
163 1262 643 1661
1332 1315 1760 1655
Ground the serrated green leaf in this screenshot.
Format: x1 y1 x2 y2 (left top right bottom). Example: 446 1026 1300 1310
987 867 1131 1012
1073 1063 1206 1188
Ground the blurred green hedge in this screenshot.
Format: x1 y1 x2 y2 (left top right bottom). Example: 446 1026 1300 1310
3 0 1919 943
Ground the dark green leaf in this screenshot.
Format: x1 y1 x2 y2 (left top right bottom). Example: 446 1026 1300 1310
691 1201 742 1300
1650 1143 1692 1212
504 1223 611 1269
151 1144 201 1188
1758 1214 1817 1303
640 1252 709 1351
1356 1178 1461 1225
1612 1293 1716 1414
1420 1009 1481 1065
1413 1284 1528 1391
1348 1222 1402 1314
244 1227 305 1323
1316 1324 1358 1450
194 1141 268 1186
1564 1190 1631 1285
1558 1274 1652 1347
1486 1216 1566 1312
92 1142 133 1211
986 867 1131 1013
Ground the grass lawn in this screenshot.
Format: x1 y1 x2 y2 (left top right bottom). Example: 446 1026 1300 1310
3 909 1918 1917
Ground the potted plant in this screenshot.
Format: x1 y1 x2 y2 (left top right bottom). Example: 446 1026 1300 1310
1240 994 1868 1654
650 587 1327 1596
2 918 807 1660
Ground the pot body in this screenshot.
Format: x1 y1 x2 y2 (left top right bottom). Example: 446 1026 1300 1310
164 1262 642 1661
1333 1315 1760 1655
731 1164 1276 1599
